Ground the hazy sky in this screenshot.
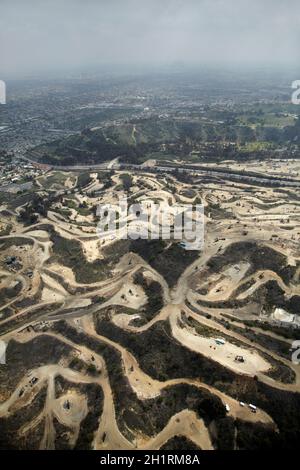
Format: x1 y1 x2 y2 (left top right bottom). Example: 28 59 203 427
0 0 300 77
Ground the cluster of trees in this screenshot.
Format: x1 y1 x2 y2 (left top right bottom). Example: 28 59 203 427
18 193 60 225
33 111 300 168
133 271 164 323
77 172 93 189
97 171 114 190
119 173 133 191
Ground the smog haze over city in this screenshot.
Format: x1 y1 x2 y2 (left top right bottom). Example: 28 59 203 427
0 0 300 77
1 0 300 461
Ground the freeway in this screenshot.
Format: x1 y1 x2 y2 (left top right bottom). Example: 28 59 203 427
18 153 300 188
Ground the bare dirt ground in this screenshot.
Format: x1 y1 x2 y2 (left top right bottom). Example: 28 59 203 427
1 162 300 449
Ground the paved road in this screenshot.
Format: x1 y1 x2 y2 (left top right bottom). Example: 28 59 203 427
17 153 300 188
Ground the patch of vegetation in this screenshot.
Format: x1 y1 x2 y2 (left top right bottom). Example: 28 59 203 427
242 319 300 341
207 242 290 282
236 420 280 450
48 229 111 283
133 270 164 324
0 387 47 449
160 436 201 450
0 336 72 399
94 314 236 385
55 375 104 450
129 240 199 287
220 376 300 449
0 223 12 236
119 173 133 192
212 416 236 450
0 281 22 307
18 193 62 225
77 172 93 189
253 281 300 315
52 320 226 442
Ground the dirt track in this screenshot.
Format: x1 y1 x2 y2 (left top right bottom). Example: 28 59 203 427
1 166 299 449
